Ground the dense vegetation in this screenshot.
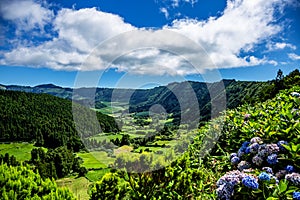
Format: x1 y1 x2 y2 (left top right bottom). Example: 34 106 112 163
0 164 75 199
0 90 120 151
89 74 300 199
30 147 87 179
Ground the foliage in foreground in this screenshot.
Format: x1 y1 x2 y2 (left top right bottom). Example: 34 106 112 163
0 164 75 200
90 86 300 199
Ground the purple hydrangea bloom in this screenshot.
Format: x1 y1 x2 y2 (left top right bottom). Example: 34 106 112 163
217 170 247 200
286 173 300 186
293 191 300 200
249 143 260 153
258 172 271 181
216 183 234 200
242 176 259 189
250 137 262 144
286 165 295 173
262 167 273 174
267 154 278 165
275 170 287 179
252 155 263 166
257 144 268 157
237 161 251 171
266 144 280 154
230 153 238 159
231 156 240 165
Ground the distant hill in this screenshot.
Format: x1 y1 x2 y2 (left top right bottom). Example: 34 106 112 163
2 69 299 124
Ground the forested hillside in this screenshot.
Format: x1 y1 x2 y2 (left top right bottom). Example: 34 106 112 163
3 70 298 125
0 90 120 151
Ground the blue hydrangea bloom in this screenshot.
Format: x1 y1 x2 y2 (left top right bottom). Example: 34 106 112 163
245 147 251 154
277 140 288 151
242 141 250 148
242 176 259 189
267 154 278 165
293 191 300 200
231 156 240 165
286 165 295 173
237 148 245 157
258 172 271 181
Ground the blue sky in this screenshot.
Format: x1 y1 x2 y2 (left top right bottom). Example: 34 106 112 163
0 0 300 88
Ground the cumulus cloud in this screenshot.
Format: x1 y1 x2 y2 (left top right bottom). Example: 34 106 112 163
0 0 53 32
0 0 294 75
288 53 300 60
166 0 286 68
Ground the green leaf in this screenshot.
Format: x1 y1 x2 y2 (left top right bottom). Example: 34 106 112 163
266 197 279 200
278 180 288 193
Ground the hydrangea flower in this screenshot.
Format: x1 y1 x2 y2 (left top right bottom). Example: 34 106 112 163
245 147 251 154
249 143 260 153
242 176 259 189
286 173 300 186
250 137 262 144
286 165 295 173
266 144 280 154
258 172 271 181
231 156 240 165
237 148 245 157
216 183 234 200
262 167 273 174
217 170 247 200
242 141 250 148
293 191 300 200
237 161 251 171
267 154 278 165
252 155 263 166
275 170 287 179
230 153 238 159
277 140 288 151
257 144 268 157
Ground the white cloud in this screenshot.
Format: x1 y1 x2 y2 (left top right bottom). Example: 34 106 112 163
0 0 294 75
288 53 300 60
267 42 297 51
169 0 198 7
166 0 286 68
160 7 169 19
0 0 53 32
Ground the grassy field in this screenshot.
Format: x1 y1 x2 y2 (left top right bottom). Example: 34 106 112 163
56 176 90 200
97 101 129 116
77 151 115 169
89 133 122 142
0 142 36 161
86 168 111 182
